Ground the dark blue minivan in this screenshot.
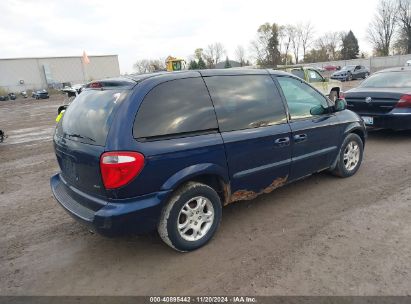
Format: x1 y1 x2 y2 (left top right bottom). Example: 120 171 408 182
51 69 366 251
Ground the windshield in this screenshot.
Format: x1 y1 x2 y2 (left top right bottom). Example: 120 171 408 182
342 65 355 70
56 89 128 145
359 71 411 88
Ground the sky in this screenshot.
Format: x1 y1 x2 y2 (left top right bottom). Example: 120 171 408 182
0 0 379 73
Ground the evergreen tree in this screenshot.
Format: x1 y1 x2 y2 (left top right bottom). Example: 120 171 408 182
197 57 207 69
341 30 359 60
224 57 232 68
188 60 198 70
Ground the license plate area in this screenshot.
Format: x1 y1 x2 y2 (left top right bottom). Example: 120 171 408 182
61 155 77 181
361 116 374 125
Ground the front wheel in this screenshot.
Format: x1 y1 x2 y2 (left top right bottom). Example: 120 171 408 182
347 73 353 81
331 133 363 178
364 72 369 79
158 182 222 252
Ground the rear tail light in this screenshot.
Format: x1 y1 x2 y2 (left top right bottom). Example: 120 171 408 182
100 152 145 189
396 94 411 108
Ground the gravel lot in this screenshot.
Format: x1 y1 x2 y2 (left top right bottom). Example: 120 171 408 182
1 82 410 296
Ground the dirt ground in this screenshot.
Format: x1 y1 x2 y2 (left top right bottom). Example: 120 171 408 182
1 83 411 296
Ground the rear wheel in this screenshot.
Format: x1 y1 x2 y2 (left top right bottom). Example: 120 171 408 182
331 133 363 178
158 182 222 252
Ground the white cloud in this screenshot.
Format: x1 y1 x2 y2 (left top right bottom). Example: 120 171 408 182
0 0 379 73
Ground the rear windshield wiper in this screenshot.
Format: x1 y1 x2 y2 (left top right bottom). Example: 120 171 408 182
66 133 95 142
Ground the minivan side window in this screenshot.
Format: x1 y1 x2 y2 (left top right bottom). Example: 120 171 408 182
277 76 329 120
204 75 287 132
133 78 218 139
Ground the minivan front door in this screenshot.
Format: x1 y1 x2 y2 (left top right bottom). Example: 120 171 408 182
203 74 292 200
276 76 342 181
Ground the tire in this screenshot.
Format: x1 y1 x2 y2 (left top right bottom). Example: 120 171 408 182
347 73 353 81
158 182 222 252
364 72 369 79
331 133 363 178
329 90 338 102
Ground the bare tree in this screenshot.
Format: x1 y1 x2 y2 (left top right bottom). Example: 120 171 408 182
300 22 315 61
367 0 398 56
203 43 225 68
133 58 165 74
317 32 340 60
397 0 411 53
234 45 246 66
282 25 295 65
291 25 302 64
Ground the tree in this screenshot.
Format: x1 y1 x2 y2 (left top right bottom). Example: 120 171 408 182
133 59 165 74
300 22 315 61
367 0 398 56
194 48 204 61
291 25 302 63
203 43 225 68
282 25 295 65
341 30 360 59
250 22 281 67
397 0 411 53
317 32 341 60
197 57 207 69
224 57 232 68
234 45 246 66
188 60 198 70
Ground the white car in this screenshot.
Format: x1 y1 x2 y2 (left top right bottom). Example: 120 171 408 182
405 60 411 66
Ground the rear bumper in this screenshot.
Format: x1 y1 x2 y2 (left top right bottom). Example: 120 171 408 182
50 173 171 235
357 112 411 130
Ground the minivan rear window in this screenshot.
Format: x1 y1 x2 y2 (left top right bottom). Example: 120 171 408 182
133 78 218 139
56 89 127 146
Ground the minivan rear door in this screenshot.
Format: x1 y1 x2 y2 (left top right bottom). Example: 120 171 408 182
54 83 132 196
204 74 292 198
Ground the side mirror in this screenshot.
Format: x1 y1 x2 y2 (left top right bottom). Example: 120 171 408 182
310 105 326 116
57 105 68 115
334 98 347 112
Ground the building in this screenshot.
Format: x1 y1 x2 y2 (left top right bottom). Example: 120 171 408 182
0 55 120 92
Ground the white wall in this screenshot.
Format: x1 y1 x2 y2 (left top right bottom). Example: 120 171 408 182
0 55 120 92
304 54 411 73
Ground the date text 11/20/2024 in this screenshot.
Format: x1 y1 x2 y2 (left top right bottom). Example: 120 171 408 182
149 296 257 303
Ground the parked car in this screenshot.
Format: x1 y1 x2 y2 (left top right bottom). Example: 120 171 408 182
323 65 339 71
0 95 9 101
288 67 342 101
345 66 411 130
8 92 16 100
331 65 370 81
20 91 28 98
0 129 5 143
50 70 366 252
32 89 49 99
405 60 411 66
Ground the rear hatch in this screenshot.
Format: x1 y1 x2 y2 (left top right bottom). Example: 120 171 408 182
54 79 135 196
345 88 408 114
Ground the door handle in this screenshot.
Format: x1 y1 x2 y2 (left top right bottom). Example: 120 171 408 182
294 133 307 143
274 137 290 147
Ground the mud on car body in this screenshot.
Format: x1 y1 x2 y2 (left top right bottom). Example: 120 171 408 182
50 69 366 252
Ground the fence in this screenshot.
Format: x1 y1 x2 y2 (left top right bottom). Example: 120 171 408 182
304 54 411 73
